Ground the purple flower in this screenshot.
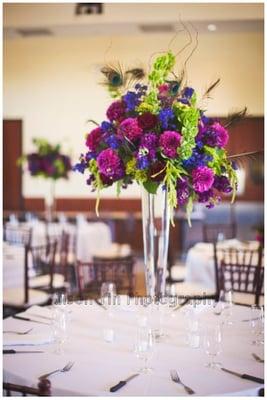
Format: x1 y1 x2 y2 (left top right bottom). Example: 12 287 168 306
86 127 102 151
106 100 126 122
101 121 114 132
159 130 181 158
213 175 232 193
97 149 124 181
140 133 158 160
118 117 143 142
197 189 214 203
176 178 190 206
105 134 121 149
192 166 214 193
211 122 229 148
198 121 229 148
137 112 158 131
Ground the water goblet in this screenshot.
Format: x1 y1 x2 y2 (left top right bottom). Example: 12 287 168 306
250 305 264 345
52 308 68 354
135 327 155 374
100 282 117 308
203 324 223 368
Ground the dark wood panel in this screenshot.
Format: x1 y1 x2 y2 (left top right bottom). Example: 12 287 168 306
3 120 23 210
24 197 45 212
55 198 142 212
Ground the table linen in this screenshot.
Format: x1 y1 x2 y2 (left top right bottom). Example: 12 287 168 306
3 301 264 396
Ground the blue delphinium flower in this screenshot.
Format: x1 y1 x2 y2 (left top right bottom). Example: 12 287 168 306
123 91 139 112
105 134 121 149
159 108 175 130
101 121 114 132
183 148 213 169
183 87 194 98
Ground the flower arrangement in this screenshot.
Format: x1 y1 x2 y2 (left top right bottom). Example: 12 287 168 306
75 51 240 224
19 138 72 180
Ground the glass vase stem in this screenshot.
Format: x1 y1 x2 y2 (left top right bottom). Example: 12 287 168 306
141 186 170 298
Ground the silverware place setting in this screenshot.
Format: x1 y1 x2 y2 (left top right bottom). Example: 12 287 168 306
252 353 264 363
110 373 139 392
221 367 264 384
3 328 33 335
170 369 195 395
38 361 75 380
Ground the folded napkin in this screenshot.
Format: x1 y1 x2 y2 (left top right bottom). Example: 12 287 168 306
3 333 53 346
19 305 53 322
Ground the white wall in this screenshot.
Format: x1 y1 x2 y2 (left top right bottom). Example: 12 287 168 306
3 31 264 199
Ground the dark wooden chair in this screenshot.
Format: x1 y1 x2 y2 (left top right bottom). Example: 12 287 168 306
3 379 51 396
214 243 264 305
29 240 69 294
3 225 32 246
3 243 56 310
202 222 236 243
76 255 135 299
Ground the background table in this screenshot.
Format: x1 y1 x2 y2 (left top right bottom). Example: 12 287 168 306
3 302 264 396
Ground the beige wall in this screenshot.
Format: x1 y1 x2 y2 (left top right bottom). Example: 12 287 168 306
3 31 264 199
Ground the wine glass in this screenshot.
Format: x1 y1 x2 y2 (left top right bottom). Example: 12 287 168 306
220 290 233 324
250 305 264 345
135 327 155 374
52 308 68 354
203 325 223 368
100 282 117 307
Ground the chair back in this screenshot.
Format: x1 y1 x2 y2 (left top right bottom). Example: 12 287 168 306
76 255 135 299
4 224 32 246
214 243 263 305
3 379 51 396
203 223 236 243
25 242 57 303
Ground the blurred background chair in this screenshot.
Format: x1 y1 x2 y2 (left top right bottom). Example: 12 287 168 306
76 255 135 299
214 244 264 305
202 222 237 243
3 224 32 246
3 243 53 312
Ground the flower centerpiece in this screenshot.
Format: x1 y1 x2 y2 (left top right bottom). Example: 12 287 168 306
20 138 72 220
75 50 244 297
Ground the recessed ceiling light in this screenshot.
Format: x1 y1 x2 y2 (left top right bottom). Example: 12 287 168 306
207 24 217 32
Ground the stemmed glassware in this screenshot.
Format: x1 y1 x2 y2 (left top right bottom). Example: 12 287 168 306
51 293 69 354
135 327 155 374
250 305 264 345
100 282 117 308
203 324 223 368
216 290 233 324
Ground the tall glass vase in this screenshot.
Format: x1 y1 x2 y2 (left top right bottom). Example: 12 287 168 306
45 180 56 222
141 186 170 299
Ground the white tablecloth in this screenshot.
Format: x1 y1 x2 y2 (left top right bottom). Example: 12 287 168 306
185 240 260 290
3 302 264 396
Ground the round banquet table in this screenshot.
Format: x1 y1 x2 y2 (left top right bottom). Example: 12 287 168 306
185 240 260 290
3 301 264 396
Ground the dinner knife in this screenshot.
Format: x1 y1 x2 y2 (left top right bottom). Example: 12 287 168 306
221 368 264 384
3 349 44 354
12 315 50 325
110 373 139 392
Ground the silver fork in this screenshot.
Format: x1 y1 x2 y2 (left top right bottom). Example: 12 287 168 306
252 353 264 363
170 369 195 395
38 361 74 380
3 328 33 335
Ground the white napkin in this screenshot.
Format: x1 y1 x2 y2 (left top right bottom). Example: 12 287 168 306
19 305 53 323
3 333 53 346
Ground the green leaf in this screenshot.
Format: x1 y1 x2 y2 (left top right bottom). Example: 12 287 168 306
186 195 194 227
143 180 159 194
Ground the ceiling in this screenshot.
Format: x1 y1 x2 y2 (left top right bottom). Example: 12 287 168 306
4 3 264 39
